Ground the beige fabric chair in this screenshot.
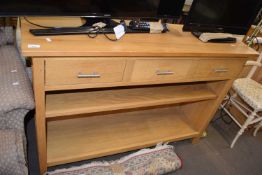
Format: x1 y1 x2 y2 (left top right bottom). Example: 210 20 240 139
221 53 262 148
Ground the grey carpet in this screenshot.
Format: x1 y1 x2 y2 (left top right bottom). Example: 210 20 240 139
25 110 262 175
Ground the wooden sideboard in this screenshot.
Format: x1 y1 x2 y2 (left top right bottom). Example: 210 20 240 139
20 17 258 174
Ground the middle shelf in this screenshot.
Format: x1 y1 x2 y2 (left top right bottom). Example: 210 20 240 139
46 83 217 118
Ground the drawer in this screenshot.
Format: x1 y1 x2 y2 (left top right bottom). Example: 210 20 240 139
45 58 126 86
193 59 245 80
130 59 193 82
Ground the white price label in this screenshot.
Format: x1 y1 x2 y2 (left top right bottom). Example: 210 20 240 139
28 44 40 48
113 24 125 40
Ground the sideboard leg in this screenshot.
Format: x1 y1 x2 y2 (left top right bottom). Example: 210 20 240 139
192 137 200 144
32 58 47 174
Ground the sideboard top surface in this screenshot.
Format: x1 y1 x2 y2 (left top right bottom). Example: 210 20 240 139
20 17 258 58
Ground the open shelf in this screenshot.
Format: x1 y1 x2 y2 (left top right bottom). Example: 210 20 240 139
47 106 199 166
46 83 217 118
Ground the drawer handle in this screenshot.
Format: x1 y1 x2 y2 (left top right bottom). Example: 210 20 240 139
77 72 101 78
213 68 229 73
156 70 174 75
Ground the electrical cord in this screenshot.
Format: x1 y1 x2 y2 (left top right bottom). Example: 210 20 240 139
220 92 233 124
102 20 125 41
220 108 233 124
87 27 99 38
86 25 118 41
18 17 21 28
212 92 233 124
24 17 119 41
89 19 125 41
212 109 233 124
254 37 260 51
103 33 118 41
87 33 98 38
24 17 54 29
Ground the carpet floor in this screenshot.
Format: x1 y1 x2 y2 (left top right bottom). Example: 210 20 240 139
25 110 262 175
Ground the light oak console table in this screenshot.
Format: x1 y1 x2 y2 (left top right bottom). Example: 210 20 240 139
20 18 258 174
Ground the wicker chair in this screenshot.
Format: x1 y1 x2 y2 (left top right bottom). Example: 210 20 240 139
0 26 35 175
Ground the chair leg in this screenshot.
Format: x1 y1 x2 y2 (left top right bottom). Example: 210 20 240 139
253 120 262 136
230 111 257 148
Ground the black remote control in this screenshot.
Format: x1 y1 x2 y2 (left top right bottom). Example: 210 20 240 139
129 21 150 31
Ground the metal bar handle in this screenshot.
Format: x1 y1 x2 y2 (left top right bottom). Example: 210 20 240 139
156 70 174 75
77 72 101 78
213 68 229 73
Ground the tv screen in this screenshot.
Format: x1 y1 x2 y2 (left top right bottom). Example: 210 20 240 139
183 0 262 34
0 0 185 19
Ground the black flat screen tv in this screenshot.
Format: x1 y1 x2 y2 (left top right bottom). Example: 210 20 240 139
183 0 262 34
0 0 185 19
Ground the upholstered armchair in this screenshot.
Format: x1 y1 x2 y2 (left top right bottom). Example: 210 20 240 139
0 26 35 175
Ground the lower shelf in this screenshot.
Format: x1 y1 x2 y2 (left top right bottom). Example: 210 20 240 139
47 106 199 166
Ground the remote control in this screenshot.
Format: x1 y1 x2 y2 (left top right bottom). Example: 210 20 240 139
129 21 150 31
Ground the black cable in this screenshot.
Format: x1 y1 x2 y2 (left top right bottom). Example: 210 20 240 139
23 17 54 29
18 17 22 28
87 28 98 38
254 37 260 51
24 17 119 41
103 33 118 41
86 25 118 41
220 92 233 124
212 109 233 124
220 108 233 124
87 33 98 38
212 92 233 124
96 25 118 41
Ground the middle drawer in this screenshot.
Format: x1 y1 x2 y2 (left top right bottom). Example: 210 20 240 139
130 59 193 83
45 58 126 86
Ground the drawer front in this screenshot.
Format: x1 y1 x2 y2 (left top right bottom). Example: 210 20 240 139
130 59 193 82
45 58 126 85
193 59 245 79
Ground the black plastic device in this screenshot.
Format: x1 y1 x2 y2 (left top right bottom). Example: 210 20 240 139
183 0 262 35
30 25 150 36
208 37 237 43
129 21 151 31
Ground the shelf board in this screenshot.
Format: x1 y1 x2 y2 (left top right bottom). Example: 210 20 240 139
47 107 199 166
46 84 217 118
